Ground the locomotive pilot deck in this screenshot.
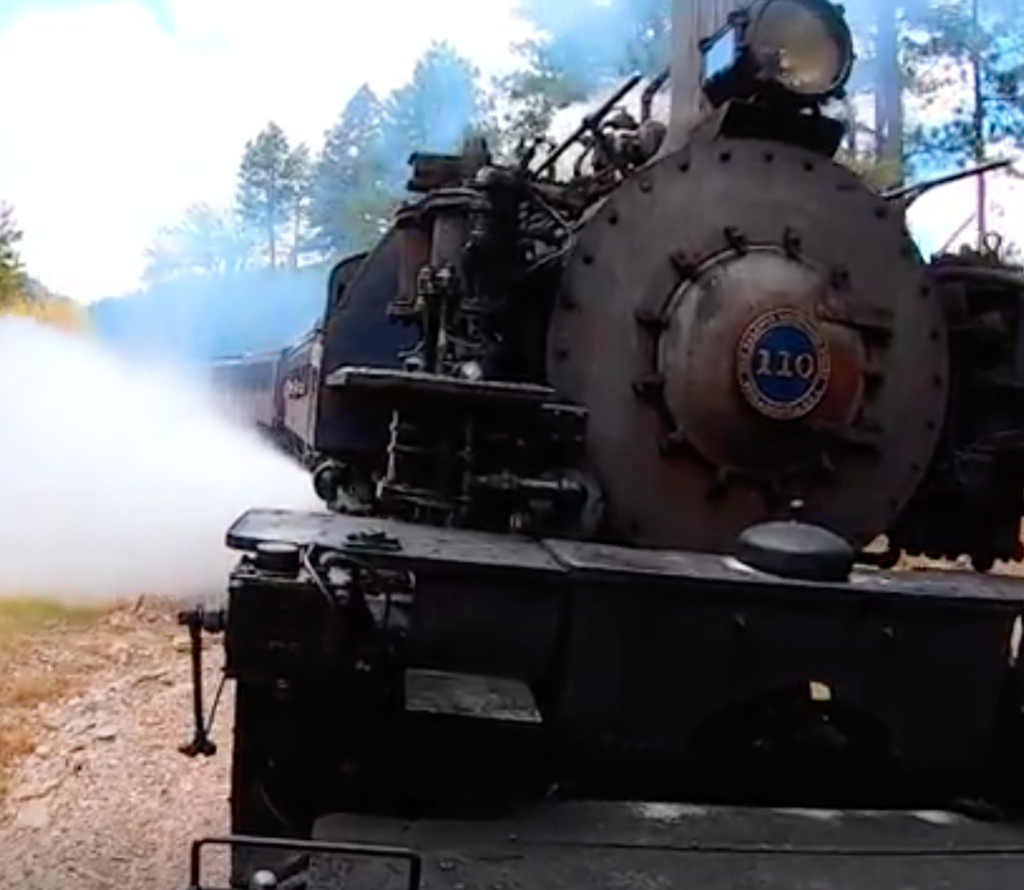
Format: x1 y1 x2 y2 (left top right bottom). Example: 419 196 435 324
226 507 1024 605
226 508 1023 783
301 800 1024 890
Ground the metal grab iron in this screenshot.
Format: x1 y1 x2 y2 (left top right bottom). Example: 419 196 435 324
183 836 421 890
177 606 226 758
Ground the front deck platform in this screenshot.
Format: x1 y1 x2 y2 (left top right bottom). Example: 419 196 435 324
308 800 1024 890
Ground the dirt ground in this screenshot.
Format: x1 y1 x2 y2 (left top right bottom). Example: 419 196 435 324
0 599 232 889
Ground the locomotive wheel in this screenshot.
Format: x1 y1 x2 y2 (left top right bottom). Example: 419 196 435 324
548 137 948 552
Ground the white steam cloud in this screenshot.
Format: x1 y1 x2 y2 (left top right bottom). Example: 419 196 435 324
0 316 320 605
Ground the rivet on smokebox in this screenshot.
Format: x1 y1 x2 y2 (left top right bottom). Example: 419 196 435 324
830 267 850 288
658 429 688 457
639 178 652 192
783 227 801 257
634 308 665 330
632 373 664 399
670 250 695 278
723 227 747 252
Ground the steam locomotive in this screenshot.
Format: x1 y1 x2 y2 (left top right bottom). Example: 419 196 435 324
178 1 1024 888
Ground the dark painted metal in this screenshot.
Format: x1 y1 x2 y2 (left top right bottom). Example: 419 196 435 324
225 508 1020 783
306 802 1024 890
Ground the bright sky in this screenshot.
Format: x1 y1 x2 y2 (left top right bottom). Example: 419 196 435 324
0 0 1020 303
0 0 529 302
909 167 1024 256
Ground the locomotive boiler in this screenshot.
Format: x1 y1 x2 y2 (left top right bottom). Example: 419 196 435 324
178 1 1024 888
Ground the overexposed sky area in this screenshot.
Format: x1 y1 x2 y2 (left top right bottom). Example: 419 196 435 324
0 0 1019 303
0 0 528 301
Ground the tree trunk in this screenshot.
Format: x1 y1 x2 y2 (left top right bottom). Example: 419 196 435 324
875 1 904 185
290 202 302 269
667 0 747 150
843 97 858 155
268 180 278 269
970 0 987 245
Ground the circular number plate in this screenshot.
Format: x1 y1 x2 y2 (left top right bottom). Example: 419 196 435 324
736 308 831 420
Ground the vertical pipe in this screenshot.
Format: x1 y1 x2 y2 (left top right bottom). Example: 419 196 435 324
875 0 904 187
667 0 747 150
971 0 987 245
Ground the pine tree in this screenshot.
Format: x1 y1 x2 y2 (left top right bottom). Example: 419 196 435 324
904 0 1024 169
143 202 255 284
309 85 394 254
236 122 304 268
381 41 490 172
284 143 314 267
511 0 670 103
0 203 26 308
897 0 1024 243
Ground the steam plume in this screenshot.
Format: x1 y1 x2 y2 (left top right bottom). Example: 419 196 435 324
0 316 319 606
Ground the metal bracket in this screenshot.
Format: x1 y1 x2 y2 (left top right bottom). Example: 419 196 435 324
177 607 226 758
185 835 422 890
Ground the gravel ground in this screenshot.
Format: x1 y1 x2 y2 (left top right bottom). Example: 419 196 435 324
0 600 234 889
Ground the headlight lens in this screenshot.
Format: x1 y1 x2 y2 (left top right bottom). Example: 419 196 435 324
747 0 851 97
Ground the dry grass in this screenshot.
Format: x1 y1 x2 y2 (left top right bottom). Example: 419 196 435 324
0 295 91 333
0 598 102 643
0 598 108 795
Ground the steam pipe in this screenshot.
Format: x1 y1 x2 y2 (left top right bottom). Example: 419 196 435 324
533 73 643 177
883 158 1011 207
641 67 671 122
939 214 977 254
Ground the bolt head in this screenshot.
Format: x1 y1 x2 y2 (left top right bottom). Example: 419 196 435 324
250 870 278 889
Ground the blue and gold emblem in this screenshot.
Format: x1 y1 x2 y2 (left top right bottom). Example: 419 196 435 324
736 308 830 420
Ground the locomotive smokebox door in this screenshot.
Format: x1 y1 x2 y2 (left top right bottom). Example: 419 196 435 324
549 136 948 552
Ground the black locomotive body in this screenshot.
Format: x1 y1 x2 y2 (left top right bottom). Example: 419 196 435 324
179 2 1024 888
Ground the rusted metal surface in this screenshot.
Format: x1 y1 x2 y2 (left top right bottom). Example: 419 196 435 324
404 670 542 723
548 138 947 552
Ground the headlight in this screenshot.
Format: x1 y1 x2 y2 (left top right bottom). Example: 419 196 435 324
747 0 853 99
699 0 854 107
